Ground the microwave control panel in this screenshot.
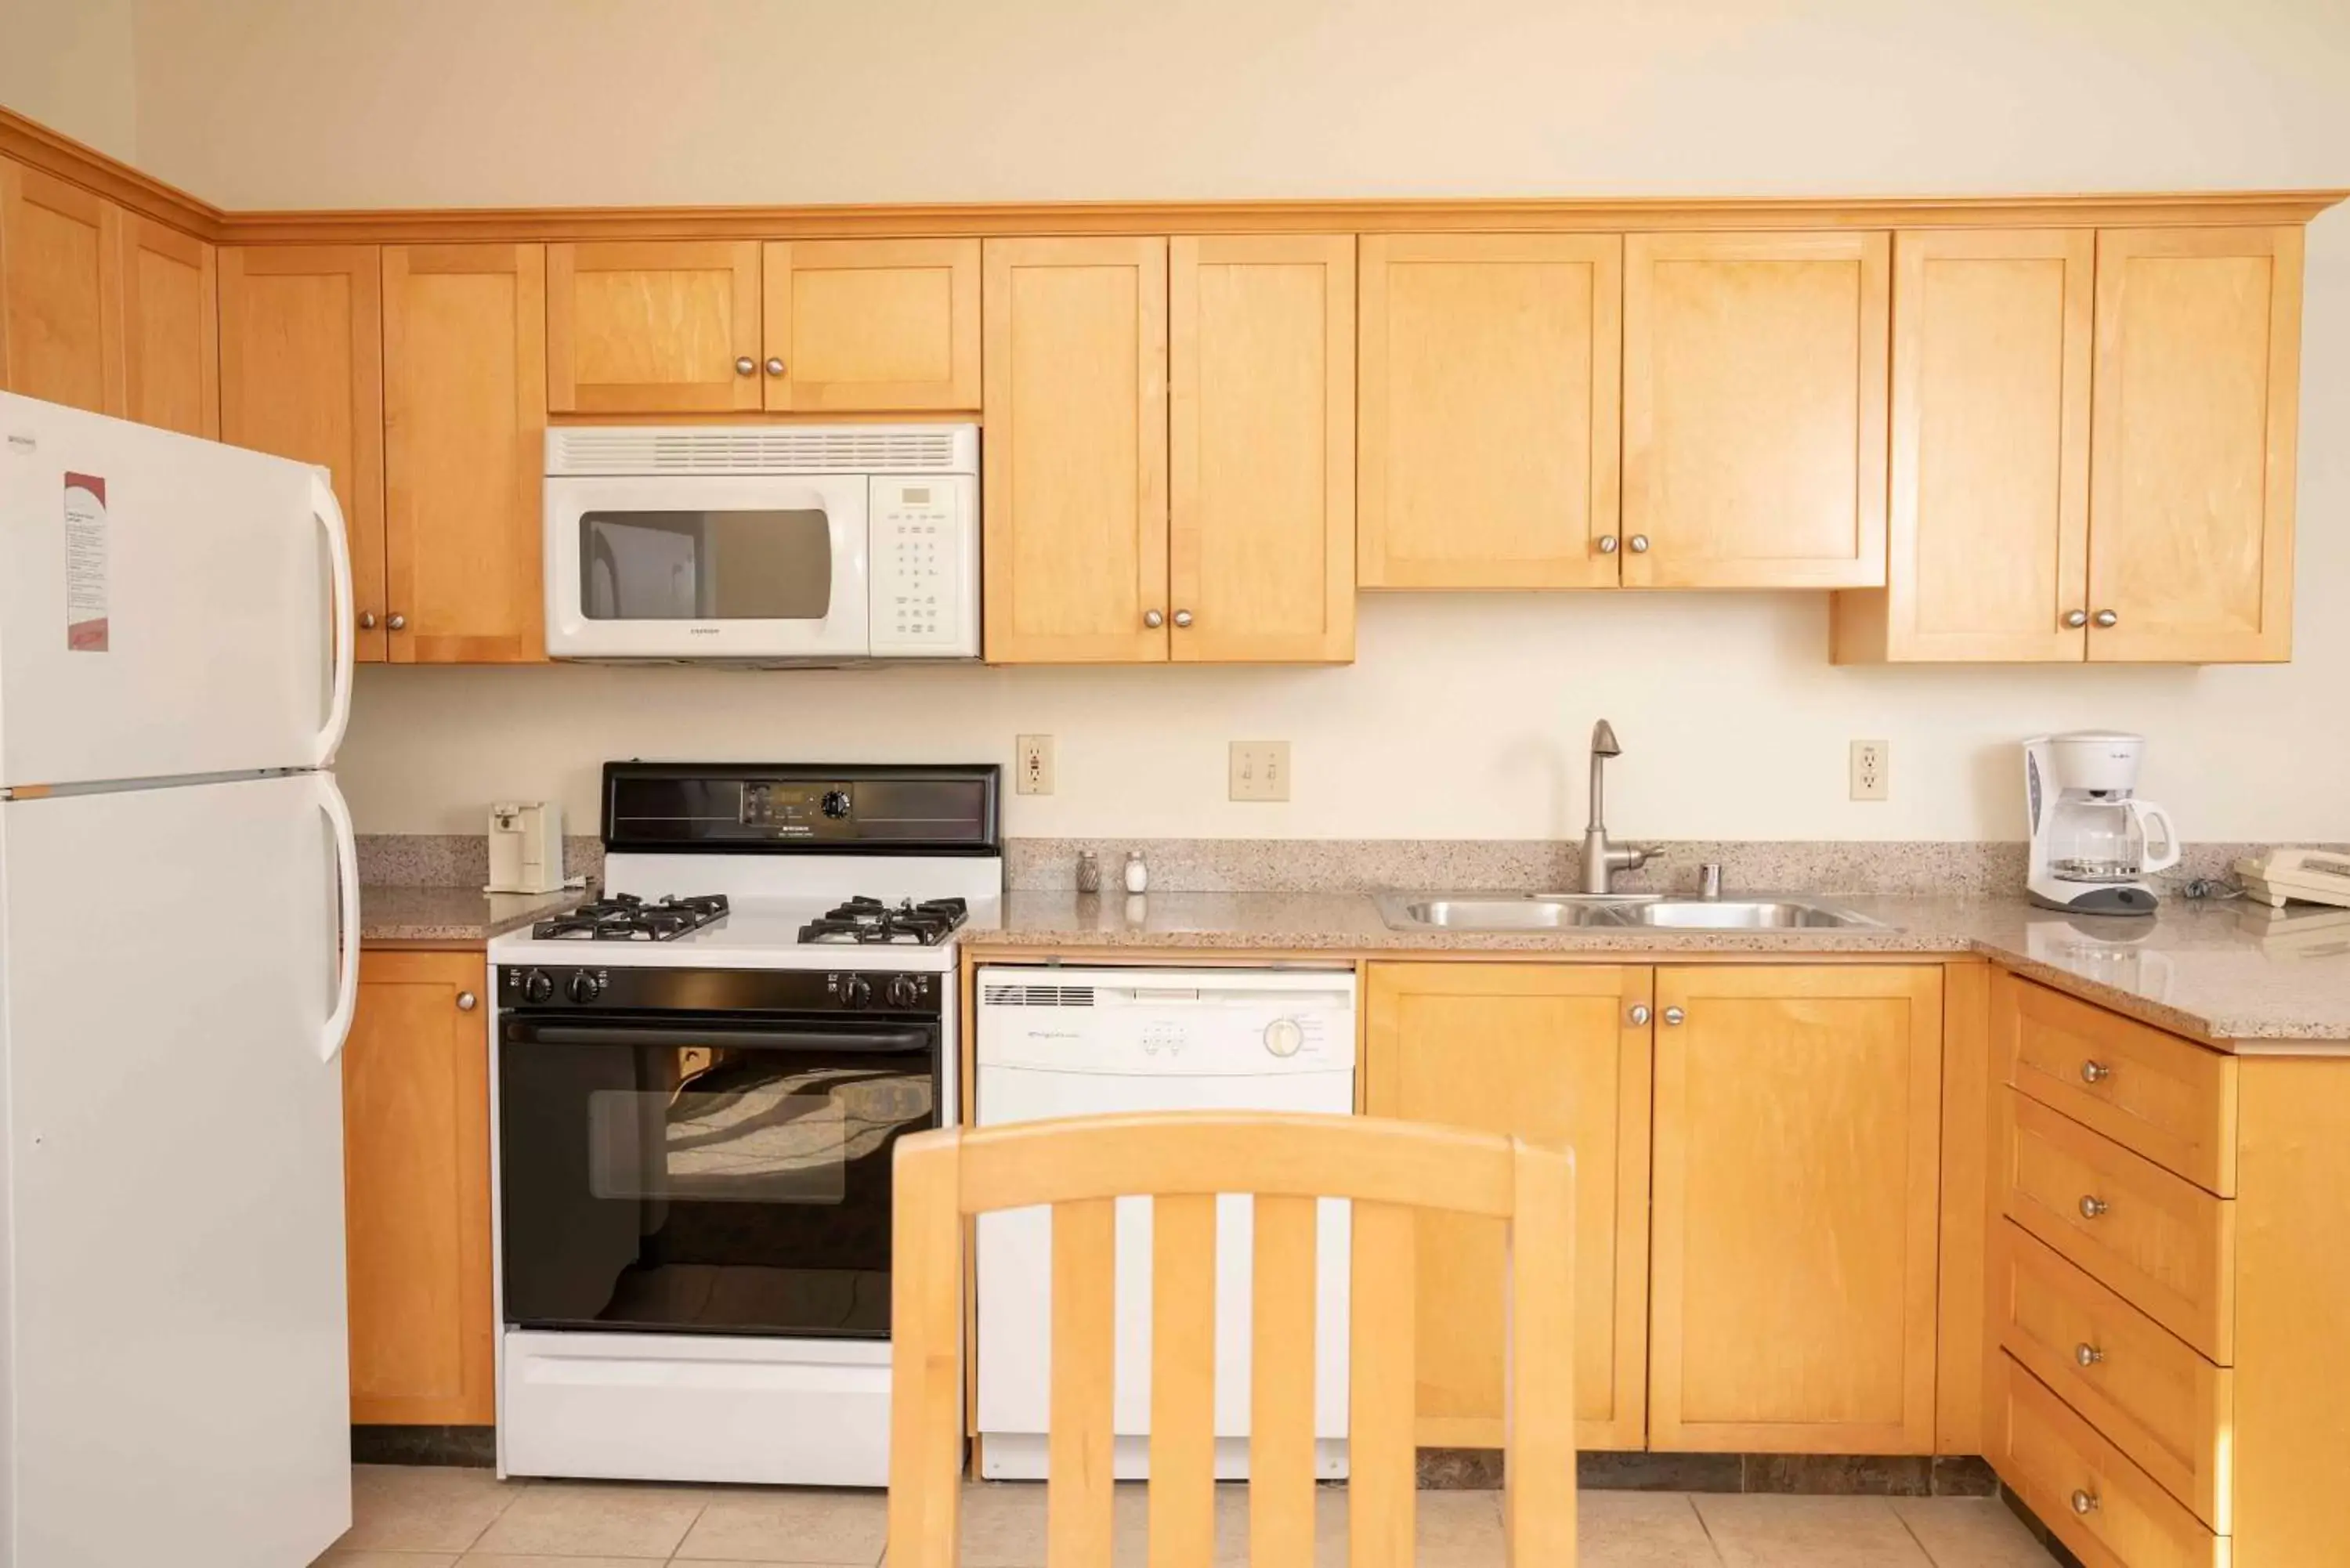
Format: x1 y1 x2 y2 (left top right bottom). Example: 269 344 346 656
869 475 976 656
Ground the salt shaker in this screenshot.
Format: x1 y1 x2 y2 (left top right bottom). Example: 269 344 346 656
1123 850 1149 894
1076 850 1101 894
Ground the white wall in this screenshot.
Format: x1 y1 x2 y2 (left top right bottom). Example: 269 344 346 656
0 0 137 161
107 1 2350 842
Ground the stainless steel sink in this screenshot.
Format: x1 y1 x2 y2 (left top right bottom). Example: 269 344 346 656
1376 893 1882 932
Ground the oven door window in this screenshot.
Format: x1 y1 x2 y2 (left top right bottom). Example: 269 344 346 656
500 1018 935 1337
581 508 833 620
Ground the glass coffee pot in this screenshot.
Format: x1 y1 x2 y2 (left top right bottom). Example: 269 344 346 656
2046 793 2181 884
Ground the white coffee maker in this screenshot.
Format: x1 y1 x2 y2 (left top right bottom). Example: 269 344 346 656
2023 732 2181 915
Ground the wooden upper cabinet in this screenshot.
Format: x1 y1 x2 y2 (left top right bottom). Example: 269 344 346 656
1358 234 1622 588
118 215 219 437
2088 226 2301 663
1624 232 1889 589
219 245 388 663
1170 234 1355 663
1833 229 2093 663
547 240 761 413
981 237 1169 663
384 244 548 664
1363 963 1652 1452
0 160 124 415
344 951 495 1426
1648 964 1943 1454
761 238 979 411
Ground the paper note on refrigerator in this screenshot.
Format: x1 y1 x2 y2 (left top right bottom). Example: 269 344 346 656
64 471 108 652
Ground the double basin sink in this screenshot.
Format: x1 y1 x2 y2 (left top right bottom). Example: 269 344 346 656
1377 892 1882 932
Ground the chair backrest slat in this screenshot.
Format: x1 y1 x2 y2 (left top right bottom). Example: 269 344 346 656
1047 1198 1117 1568
886 1133 964 1568
1347 1198 1419 1568
1248 1193 1321 1566
1506 1142 1579 1566
1149 1193 1219 1567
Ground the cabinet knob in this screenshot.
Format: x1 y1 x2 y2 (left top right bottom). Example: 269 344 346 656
2070 1489 2100 1516
734 356 757 376
2075 1342 2104 1367
1597 534 1620 555
1662 1006 1686 1026
2079 1194 2110 1219
386 612 407 631
766 356 786 377
457 991 477 1012
357 611 378 630
1629 1004 1651 1026
1628 534 1651 554
2064 609 2088 629
1173 609 1194 629
2081 1060 2112 1084
2093 609 2119 628
1144 609 1165 629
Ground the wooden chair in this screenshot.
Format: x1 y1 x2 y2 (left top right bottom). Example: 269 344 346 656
887 1111 1576 1566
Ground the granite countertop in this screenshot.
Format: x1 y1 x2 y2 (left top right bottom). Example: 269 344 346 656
966 891 2350 1047
360 885 580 945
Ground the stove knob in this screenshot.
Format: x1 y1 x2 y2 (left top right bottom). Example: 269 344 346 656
888 975 921 1009
821 789 852 819
566 971 602 1005
522 969 555 1005
842 976 873 1008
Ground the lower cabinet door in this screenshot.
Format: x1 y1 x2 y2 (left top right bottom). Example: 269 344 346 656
343 950 495 1425
1648 964 1943 1453
1362 962 1653 1451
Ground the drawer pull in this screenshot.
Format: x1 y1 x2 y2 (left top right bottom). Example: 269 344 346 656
2079 1194 2110 1219
2071 1488 2101 1516
2081 1059 2113 1084
2075 1342 2104 1367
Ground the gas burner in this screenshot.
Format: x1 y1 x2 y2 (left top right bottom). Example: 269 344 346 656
533 892 731 941
797 895 970 946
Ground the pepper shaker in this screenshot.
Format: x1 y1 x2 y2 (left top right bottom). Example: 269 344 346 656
1076 850 1101 894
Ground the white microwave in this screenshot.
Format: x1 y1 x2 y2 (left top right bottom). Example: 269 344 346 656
544 424 980 663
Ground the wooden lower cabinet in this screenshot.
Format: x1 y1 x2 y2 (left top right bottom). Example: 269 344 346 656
1648 963 1944 1453
1362 961 1652 1450
343 949 495 1425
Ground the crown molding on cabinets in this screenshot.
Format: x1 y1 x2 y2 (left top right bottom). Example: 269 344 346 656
0 107 225 240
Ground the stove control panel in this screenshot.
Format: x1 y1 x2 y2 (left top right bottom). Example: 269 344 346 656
499 965 942 1017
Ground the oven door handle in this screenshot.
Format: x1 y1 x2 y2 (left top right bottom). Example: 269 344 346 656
508 1022 934 1053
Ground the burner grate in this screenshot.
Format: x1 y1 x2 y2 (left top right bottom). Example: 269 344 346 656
532 892 731 942
797 895 969 946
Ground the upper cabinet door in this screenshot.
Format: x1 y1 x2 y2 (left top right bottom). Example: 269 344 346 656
761 238 979 412
0 161 124 415
219 245 388 663
1169 234 1355 663
1358 234 1622 588
384 244 548 665
546 240 761 414
2088 227 2301 663
1835 229 2092 663
981 237 1169 663
1624 232 1890 589
119 215 219 438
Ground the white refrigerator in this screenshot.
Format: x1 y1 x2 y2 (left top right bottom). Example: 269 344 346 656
0 392 359 1566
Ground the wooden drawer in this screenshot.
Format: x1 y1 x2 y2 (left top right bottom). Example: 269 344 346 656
2006 974 2237 1194
1994 1353 2224 1568
2004 1092 2235 1363
1993 1220 2232 1530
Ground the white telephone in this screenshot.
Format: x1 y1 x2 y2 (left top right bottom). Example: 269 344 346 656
2236 849 2350 910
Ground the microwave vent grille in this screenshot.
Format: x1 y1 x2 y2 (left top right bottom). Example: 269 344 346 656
981 984 1097 1009
549 425 974 476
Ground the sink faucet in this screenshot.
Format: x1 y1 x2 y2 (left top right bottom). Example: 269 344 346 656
1581 720 1658 894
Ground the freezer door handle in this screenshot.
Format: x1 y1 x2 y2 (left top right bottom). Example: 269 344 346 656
318 773 361 1061
309 471 356 766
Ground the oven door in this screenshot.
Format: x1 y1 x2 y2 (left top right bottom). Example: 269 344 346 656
543 473 870 659
498 1010 938 1337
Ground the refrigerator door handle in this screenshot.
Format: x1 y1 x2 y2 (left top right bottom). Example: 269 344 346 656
318 773 361 1062
310 471 356 766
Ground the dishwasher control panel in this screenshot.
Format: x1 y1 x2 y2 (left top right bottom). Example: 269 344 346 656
974 966 1356 1075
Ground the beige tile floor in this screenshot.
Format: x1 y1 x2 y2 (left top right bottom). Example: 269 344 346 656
314 1466 2061 1566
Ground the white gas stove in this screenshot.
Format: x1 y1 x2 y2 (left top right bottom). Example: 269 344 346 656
487 763 999 1488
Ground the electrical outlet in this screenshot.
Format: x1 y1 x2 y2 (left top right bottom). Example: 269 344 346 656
1015 735 1054 796
1850 739 1889 802
1229 741 1291 802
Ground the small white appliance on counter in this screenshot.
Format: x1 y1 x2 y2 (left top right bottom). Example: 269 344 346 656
2023 732 2181 915
543 423 979 663
0 393 359 1566
487 800 566 893
974 966 1358 1480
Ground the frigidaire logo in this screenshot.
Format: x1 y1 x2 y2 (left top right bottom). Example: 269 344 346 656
689 626 721 636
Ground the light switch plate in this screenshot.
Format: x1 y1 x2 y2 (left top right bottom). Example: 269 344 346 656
1230 741 1291 802
1015 735 1054 796
1850 739 1888 801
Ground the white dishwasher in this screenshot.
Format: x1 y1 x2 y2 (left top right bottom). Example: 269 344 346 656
974 965 1357 1481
